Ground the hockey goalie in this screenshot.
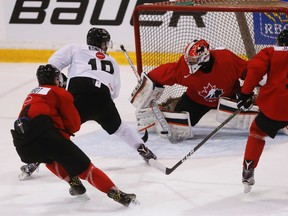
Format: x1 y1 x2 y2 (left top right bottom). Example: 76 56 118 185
130 72 193 144
130 39 248 143
131 39 288 144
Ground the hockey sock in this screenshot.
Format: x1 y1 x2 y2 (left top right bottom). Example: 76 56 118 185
243 120 267 168
46 162 70 182
78 163 115 193
114 122 143 149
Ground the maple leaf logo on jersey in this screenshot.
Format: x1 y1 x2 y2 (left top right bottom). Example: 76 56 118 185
198 83 224 102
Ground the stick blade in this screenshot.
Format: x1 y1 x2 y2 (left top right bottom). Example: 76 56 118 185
141 130 148 143
148 159 167 174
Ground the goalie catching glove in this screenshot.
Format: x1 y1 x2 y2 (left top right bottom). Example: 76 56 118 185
130 72 164 111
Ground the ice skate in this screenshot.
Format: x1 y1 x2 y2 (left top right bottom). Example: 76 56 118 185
137 144 157 162
68 176 86 196
107 187 139 207
18 163 39 180
242 160 255 193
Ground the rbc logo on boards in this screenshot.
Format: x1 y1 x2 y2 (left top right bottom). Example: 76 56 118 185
254 12 288 45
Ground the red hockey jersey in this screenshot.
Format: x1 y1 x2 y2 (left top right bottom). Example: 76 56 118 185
241 46 288 121
148 49 247 108
19 85 81 139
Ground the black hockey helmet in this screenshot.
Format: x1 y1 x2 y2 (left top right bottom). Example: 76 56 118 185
87 27 111 48
36 64 60 85
277 29 288 46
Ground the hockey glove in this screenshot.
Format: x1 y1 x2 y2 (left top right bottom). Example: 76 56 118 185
237 92 254 111
59 73 68 89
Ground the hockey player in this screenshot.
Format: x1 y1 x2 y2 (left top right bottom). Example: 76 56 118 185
20 28 157 178
133 39 247 142
237 29 288 193
11 64 137 206
48 28 156 159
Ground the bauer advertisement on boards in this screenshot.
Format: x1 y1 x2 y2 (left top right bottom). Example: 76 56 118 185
1 0 171 50
1 0 288 51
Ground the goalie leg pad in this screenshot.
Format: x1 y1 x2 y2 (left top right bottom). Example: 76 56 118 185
280 126 288 135
136 108 156 133
155 111 193 143
216 97 259 129
136 102 193 143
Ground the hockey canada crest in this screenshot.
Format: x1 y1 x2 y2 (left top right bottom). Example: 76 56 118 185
198 83 224 102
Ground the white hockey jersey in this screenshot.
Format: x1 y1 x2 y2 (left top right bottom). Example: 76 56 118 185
48 44 121 99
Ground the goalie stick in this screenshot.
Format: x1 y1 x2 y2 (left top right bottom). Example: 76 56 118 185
120 45 175 142
148 109 242 175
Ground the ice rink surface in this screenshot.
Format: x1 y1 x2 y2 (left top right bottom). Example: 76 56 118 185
1 63 288 216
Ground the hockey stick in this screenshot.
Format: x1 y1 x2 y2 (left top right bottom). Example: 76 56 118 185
148 109 241 175
120 45 141 82
150 100 174 141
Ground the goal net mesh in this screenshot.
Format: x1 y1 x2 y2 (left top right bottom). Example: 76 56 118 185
133 0 288 104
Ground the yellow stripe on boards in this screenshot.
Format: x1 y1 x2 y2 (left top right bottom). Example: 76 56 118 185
0 49 55 63
0 49 249 65
0 49 137 65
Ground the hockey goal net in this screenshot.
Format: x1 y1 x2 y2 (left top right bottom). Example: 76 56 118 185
133 0 288 104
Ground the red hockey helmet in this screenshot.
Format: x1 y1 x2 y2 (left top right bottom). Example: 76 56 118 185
184 39 210 74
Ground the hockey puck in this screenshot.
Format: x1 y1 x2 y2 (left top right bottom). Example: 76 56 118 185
161 131 169 134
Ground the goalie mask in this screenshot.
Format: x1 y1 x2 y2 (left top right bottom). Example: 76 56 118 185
277 29 288 46
184 39 210 74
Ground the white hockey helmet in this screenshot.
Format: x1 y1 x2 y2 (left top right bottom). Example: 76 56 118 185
184 39 210 74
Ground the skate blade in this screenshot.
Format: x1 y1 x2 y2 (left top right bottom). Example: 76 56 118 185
18 172 30 181
74 193 90 201
244 184 253 193
130 198 140 206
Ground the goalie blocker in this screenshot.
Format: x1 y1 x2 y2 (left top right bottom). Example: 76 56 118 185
130 72 193 143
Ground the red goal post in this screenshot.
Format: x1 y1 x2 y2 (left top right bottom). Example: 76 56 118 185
133 0 288 103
